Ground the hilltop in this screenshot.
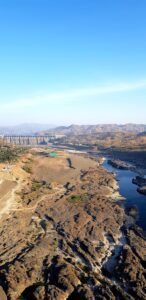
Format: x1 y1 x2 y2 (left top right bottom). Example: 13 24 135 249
37 124 146 136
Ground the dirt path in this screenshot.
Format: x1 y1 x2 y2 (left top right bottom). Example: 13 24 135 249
10 188 65 213
0 160 29 220
0 180 17 218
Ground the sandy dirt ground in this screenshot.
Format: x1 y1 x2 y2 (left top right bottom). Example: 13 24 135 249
31 152 98 184
0 158 30 220
0 151 98 220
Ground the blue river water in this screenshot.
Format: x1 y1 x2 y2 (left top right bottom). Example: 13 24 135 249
103 160 146 232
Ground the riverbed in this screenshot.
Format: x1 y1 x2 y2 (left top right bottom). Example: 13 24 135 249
103 159 146 232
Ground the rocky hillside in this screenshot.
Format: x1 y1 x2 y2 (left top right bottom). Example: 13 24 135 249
37 124 146 136
0 150 145 300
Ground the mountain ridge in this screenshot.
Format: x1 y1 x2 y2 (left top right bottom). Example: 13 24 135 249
37 123 146 135
1 123 146 136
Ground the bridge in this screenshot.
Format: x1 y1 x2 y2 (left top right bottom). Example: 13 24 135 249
1 135 57 145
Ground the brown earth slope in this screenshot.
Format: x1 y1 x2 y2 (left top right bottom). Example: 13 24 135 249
0 150 145 300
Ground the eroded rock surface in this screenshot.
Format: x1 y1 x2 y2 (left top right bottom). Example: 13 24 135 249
0 151 145 300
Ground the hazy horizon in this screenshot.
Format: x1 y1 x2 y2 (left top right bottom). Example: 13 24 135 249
1 122 146 128
0 1 146 124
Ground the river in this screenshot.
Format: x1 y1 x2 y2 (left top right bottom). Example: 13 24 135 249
103 159 146 233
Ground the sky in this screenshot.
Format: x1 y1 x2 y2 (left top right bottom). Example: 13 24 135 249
0 0 146 125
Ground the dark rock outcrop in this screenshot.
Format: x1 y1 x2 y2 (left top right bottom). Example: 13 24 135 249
132 176 146 196
108 159 132 170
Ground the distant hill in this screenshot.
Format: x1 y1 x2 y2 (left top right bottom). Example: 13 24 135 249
0 123 56 136
37 124 146 136
1 123 146 136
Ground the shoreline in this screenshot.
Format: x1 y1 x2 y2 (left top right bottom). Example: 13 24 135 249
101 156 146 235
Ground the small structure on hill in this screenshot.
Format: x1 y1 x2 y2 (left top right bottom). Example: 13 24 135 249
48 152 58 157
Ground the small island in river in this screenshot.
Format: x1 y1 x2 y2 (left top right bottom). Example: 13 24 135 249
132 176 146 196
108 159 133 170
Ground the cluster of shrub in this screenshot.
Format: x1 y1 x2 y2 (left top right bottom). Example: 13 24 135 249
0 146 26 163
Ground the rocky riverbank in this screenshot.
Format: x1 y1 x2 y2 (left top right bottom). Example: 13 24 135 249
132 176 146 196
108 159 134 171
0 150 145 300
107 157 146 197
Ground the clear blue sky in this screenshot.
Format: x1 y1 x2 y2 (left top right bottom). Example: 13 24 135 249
0 0 146 125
